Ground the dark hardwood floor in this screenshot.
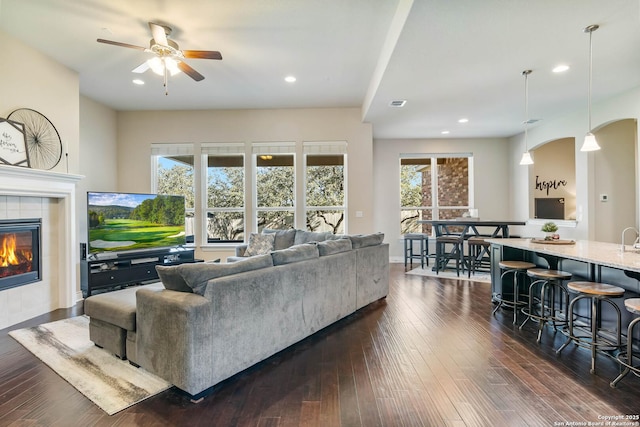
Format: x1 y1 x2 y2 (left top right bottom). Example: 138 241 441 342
1 264 639 426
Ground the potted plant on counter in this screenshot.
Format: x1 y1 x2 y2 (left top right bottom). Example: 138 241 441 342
541 222 559 240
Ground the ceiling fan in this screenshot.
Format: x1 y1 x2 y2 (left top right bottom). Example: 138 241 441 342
97 22 222 94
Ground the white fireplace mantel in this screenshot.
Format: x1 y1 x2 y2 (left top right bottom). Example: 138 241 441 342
0 164 83 308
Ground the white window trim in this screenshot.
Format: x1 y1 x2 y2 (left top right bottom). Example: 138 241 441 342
399 153 474 230
201 149 246 246
303 149 347 233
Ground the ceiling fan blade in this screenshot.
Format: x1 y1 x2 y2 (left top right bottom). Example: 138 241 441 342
149 22 169 46
132 62 150 73
97 38 147 51
177 61 204 81
182 50 223 60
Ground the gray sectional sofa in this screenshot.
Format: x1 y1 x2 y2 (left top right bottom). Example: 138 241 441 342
84 230 389 399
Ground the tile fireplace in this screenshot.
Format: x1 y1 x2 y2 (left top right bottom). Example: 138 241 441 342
0 218 41 291
0 164 82 329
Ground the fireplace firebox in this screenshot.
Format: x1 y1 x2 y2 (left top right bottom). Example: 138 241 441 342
0 218 41 291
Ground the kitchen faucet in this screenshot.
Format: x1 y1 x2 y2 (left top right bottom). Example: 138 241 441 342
621 227 639 252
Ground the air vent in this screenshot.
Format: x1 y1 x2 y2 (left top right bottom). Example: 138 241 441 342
524 119 541 124
389 100 406 107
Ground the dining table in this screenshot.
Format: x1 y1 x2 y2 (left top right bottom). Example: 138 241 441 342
418 219 527 239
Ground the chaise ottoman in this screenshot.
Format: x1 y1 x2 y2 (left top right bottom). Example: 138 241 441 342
84 282 163 360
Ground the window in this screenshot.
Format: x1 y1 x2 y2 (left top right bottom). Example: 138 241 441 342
151 144 195 243
255 154 295 231
151 141 349 246
304 142 346 233
205 150 245 243
400 155 471 235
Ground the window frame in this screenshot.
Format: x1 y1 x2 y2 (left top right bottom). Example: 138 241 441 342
399 153 474 235
202 151 246 244
150 143 196 246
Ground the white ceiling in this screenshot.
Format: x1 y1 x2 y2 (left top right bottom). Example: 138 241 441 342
1 0 639 139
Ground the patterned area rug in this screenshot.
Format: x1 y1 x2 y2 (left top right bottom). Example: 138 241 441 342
406 267 492 283
9 315 171 415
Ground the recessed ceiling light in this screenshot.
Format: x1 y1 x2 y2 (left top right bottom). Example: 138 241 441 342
132 79 145 85
389 100 406 107
284 75 297 83
458 118 469 123
441 130 450 135
552 65 570 73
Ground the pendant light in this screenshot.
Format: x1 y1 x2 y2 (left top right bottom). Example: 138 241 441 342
519 70 534 165
581 24 601 152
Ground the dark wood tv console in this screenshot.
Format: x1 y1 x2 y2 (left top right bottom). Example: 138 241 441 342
81 248 199 297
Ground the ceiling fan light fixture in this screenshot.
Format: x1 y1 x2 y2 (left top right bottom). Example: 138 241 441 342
147 56 181 76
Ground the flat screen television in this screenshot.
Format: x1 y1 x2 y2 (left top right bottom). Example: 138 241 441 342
534 197 565 220
87 191 186 255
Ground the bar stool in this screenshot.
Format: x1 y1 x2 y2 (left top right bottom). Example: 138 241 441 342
467 237 491 277
556 281 625 374
493 260 536 324
610 298 640 387
403 233 429 269
519 268 572 344
435 235 463 276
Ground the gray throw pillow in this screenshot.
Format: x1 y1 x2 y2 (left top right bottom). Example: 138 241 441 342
173 254 274 295
348 232 385 249
262 228 296 250
317 238 352 256
293 230 331 245
244 233 275 256
156 265 191 293
271 243 319 265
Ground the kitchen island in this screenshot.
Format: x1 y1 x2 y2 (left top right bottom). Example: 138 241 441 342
487 238 640 338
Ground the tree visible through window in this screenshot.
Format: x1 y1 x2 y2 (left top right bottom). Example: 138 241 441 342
155 155 195 243
306 154 345 233
256 154 295 231
206 155 244 242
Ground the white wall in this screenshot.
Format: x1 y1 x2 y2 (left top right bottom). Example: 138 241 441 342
0 30 79 175
78 95 118 258
116 108 374 261
373 137 511 261
593 119 636 243
509 86 640 241
0 30 84 321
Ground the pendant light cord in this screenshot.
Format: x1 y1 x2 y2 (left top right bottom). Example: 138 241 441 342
584 24 599 133
523 70 532 151
588 28 593 132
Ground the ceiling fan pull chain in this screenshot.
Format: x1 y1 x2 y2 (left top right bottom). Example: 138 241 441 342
163 58 169 96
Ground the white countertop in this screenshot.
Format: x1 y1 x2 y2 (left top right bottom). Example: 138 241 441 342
486 238 640 273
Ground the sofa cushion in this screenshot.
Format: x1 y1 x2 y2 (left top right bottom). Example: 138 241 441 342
156 264 191 293
244 233 275 256
293 230 331 245
271 243 319 265
317 238 352 256
85 282 164 331
348 232 385 249
157 254 274 295
262 228 296 250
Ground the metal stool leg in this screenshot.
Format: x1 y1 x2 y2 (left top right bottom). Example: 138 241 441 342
611 317 640 387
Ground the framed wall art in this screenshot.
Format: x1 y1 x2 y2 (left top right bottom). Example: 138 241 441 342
0 118 30 167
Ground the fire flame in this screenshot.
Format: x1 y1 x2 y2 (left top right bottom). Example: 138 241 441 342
1 233 32 267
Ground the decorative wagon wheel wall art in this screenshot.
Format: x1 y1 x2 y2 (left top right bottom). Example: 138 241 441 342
7 108 63 170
